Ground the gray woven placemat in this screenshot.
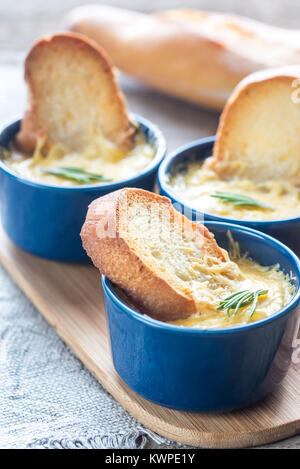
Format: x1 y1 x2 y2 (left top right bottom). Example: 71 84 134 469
0 263 176 449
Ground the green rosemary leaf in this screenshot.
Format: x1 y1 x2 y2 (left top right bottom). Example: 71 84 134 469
211 192 274 210
249 289 268 318
233 292 253 316
41 167 112 184
249 291 259 319
218 289 268 318
216 290 248 310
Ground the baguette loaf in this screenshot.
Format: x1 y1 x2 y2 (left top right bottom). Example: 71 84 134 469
81 188 241 321
67 5 300 110
207 66 300 183
15 33 135 154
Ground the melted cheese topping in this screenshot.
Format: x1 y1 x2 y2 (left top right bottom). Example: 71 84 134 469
170 256 294 329
4 131 154 186
168 232 294 329
168 161 300 221
118 230 294 329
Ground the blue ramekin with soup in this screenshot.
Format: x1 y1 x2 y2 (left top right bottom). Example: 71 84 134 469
158 137 300 255
102 221 300 412
0 116 166 262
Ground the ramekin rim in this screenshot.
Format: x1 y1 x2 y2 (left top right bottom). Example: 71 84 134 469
0 114 167 192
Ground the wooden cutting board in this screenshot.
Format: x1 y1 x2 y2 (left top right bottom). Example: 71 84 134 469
0 225 299 449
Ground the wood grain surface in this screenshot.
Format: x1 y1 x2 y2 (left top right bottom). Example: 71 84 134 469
0 225 299 449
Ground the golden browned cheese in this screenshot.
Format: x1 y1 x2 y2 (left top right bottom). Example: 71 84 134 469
118 245 294 329
168 161 300 221
169 254 294 329
4 131 154 186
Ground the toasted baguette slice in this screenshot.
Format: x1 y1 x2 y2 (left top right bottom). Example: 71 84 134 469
208 66 300 183
15 33 135 154
80 188 237 321
67 5 300 110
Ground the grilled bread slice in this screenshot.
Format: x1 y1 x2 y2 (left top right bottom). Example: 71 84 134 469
15 33 135 154
208 66 300 183
81 188 240 321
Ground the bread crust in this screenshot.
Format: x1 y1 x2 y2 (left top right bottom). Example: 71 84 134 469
67 5 300 110
15 33 135 153
81 188 226 321
209 66 300 181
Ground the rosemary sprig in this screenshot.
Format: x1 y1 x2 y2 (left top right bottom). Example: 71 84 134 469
41 167 112 184
217 289 268 318
211 191 274 210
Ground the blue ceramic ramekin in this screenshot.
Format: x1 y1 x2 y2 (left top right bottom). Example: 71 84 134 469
157 137 300 256
102 221 300 412
0 115 166 262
